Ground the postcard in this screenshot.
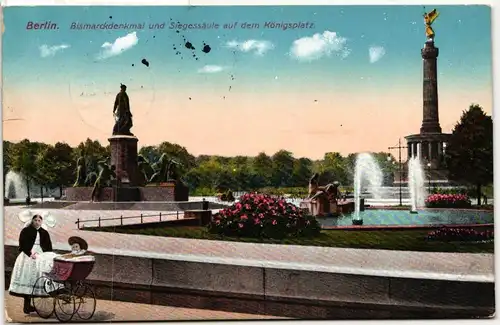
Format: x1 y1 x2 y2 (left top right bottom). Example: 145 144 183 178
3 3 494 322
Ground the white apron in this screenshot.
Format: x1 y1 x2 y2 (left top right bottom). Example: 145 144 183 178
8 231 63 296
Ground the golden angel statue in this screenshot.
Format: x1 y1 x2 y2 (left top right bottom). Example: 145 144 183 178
423 8 440 41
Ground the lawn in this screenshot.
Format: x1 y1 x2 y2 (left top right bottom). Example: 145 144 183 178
85 226 494 254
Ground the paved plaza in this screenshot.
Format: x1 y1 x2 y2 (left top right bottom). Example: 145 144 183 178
4 291 284 322
3 206 494 282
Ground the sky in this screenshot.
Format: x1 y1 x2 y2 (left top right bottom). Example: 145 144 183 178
2 5 493 160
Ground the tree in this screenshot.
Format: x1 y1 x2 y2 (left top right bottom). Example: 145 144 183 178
372 152 398 186
157 141 196 175
75 138 109 175
319 152 349 186
445 104 493 205
195 155 211 166
3 140 13 183
271 150 295 187
139 145 161 163
35 142 75 197
291 158 313 187
34 145 58 199
9 139 43 198
191 157 225 191
231 156 249 167
251 152 273 188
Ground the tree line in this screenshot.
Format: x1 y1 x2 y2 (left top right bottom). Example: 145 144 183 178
3 104 493 202
3 138 397 197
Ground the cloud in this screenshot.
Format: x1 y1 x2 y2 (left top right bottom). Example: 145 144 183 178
226 39 274 56
290 31 350 61
197 65 226 73
39 44 70 58
98 32 138 60
369 46 386 63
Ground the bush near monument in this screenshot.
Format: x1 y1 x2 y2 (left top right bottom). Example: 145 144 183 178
208 193 321 239
426 226 493 242
425 193 471 208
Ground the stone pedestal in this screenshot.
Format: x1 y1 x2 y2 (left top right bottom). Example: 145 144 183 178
300 198 338 216
109 135 140 186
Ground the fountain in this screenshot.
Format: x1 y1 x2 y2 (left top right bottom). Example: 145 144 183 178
408 156 427 213
353 153 384 225
5 170 28 199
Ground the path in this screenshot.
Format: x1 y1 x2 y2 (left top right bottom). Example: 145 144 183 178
4 292 284 322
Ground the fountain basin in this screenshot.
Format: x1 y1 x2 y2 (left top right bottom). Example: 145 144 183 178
318 208 494 227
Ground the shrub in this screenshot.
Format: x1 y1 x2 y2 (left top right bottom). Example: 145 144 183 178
426 226 494 242
425 193 471 208
208 192 321 239
429 187 468 195
257 187 309 199
191 187 218 196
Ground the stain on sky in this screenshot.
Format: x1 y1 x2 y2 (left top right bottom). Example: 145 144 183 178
169 19 215 61
223 74 236 99
228 74 235 92
202 42 211 54
182 35 198 60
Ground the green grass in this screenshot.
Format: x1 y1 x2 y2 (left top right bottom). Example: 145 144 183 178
85 226 494 254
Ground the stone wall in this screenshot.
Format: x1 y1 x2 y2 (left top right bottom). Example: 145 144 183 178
140 186 175 201
65 184 188 202
3 245 494 319
65 187 114 201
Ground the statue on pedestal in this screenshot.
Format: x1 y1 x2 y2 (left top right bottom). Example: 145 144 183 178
113 84 134 136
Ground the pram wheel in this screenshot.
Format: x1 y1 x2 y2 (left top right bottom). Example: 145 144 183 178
32 275 57 319
54 288 76 322
74 282 96 320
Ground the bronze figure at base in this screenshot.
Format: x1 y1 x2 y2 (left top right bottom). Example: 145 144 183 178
302 173 341 217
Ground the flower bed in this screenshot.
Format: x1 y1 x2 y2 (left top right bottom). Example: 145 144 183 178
425 193 471 208
208 193 321 239
426 226 494 242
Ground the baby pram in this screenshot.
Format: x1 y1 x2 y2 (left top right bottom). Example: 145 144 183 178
31 255 96 322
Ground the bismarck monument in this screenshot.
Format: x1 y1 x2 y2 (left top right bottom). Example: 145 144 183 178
66 84 189 202
404 9 451 184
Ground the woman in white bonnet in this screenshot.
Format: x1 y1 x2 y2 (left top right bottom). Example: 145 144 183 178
8 212 60 314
